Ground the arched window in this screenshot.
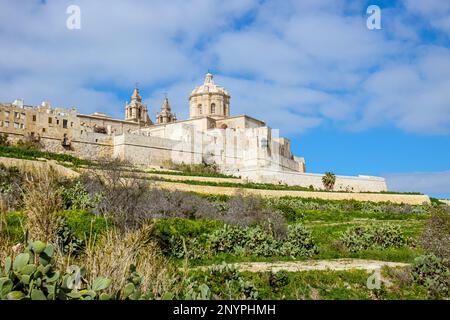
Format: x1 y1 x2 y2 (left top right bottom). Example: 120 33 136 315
198 104 202 115
211 103 216 114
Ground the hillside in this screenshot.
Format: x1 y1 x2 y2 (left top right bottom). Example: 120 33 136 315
0 150 449 300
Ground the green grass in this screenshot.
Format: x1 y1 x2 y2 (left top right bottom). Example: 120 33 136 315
186 268 430 300
2 211 26 242
1 210 110 243
0 145 91 167
59 209 111 240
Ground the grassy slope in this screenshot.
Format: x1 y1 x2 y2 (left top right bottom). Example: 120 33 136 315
3 196 437 300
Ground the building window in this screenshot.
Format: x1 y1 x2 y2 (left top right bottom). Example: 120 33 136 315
211 103 216 114
56 119 60 125
4 121 9 128
4 111 10 118
21 113 26 119
63 119 68 129
48 117 52 124
14 112 19 118
198 104 202 115
13 122 20 129
32 115 36 121
20 123 25 129
71 122 74 127
42 128 46 133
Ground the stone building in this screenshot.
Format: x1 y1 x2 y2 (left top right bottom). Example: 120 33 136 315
0 72 387 192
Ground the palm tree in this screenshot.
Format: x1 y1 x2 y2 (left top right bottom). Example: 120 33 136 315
322 172 336 191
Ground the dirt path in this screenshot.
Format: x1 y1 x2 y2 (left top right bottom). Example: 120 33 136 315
197 259 409 273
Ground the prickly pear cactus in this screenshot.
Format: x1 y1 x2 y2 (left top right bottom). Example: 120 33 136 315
0 240 111 300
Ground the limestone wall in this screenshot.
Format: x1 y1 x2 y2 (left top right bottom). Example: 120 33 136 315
238 168 388 192
113 133 185 166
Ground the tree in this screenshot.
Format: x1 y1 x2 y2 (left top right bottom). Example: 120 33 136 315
322 172 336 191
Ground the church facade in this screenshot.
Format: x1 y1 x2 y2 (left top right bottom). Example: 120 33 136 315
0 73 387 192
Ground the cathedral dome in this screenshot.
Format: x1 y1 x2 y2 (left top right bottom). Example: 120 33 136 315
190 73 229 97
189 72 231 119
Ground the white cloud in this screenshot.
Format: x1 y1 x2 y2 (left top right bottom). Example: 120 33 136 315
385 171 450 198
0 0 449 135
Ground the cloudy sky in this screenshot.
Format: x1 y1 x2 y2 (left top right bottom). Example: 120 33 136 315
0 0 449 197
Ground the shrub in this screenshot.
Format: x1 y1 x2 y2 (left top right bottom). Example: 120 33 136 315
154 218 222 259
60 180 101 211
421 210 450 261
0 133 9 146
224 194 287 239
161 160 231 178
207 223 316 258
54 216 85 256
82 159 151 232
411 254 450 298
58 210 110 240
183 263 259 300
280 224 318 257
82 159 222 231
339 223 408 252
16 137 43 151
268 271 290 290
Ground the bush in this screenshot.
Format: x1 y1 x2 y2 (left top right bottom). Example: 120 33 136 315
60 180 101 211
207 223 316 258
55 216 85 256
82 159 222 231
16 137 43 151
411 254 450 298
421 210 450 261
280 224 318 257
339 223 408 252
183 263 259 300
154 218 222 259
0 133 9 146
224 194 287 239
58 210 110 240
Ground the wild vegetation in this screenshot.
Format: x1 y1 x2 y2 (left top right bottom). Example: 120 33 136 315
0 158 449 300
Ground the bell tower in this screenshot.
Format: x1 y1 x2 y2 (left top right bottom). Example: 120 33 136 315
125 85 152 126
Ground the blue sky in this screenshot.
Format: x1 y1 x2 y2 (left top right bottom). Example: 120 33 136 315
0 0 449 197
